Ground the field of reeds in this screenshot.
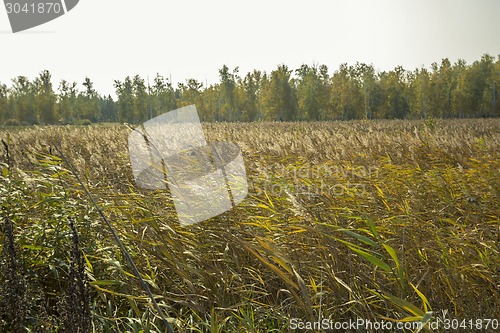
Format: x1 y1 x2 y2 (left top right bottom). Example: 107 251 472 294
0 118 499 332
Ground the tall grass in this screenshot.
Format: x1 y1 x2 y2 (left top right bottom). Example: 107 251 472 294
0 118 498 332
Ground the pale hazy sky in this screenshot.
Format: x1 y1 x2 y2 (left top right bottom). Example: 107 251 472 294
1 0 499 97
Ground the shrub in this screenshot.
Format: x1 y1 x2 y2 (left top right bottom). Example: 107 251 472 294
75 119 92 126
3 119 20 127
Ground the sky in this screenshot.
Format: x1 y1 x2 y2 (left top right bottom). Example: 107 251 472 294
1 0 499 98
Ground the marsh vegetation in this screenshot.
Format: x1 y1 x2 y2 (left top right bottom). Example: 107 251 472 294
0 118 498 332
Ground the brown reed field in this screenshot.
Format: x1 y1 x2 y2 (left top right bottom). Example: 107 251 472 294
0 118 499 332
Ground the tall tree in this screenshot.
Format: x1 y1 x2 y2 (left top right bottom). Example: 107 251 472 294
151 74 176 117
409 67 430 118
260 64 297 121
218 65 240 121
0 83 8 124
353 63 376 119
477 54 497 117
378 66 409 119
330 64 362 120
296 64 321 120
114 77 135 123
451 59 469 118
132 75 148 122
58 80 78 124
177 79 206 120
240 70 263 121
76 77 100 122
33 70 57 124
11 76 36 124
494 55 500 117
99 95 116 122
436 58 455 118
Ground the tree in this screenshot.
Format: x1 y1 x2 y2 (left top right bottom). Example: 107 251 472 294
176 78 209 120
75 77 100 122
451 55 495 118
0 83 8 124
114 77 135 123
33 70 57 124
200 85 217 122
218 65 239 121
260 64 297 121
377 66 409 119
451 59 469 118
11 76 36 124
2 54 500 124
437 59 455 118
150 74 176 117
131 75 148 122
178 79 203 108
240 70 263 121
352 63 376 119
296 64 322 120
408 67 430 118
58 80 78 124
330 64 362 120
494 55 500 117
100 95 116 122
477 54 497 117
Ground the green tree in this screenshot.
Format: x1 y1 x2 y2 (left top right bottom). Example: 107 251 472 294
451 59 469 118
408 67 430 118
0 83 8 124
330 64 362 120
218 65 239 121
477 54 497 117
296 64 322 120
11 76 36 124
58 80 78 124
75 77 100 122
114 77 135 123
132 75 148 122
99 95 116 122
424 59 456 118
177 79 205 119
494 55 500 117
240 70 263 121
33 70 57 124
150 74 176 117
377 66 409 119
353 63 377 119
451 56 494 118
201 85 220 122
260 64 297 121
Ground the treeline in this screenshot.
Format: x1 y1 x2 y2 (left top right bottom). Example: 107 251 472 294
1 54 499 125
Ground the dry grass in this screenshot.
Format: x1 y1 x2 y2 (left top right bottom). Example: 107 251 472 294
0 118 498 332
